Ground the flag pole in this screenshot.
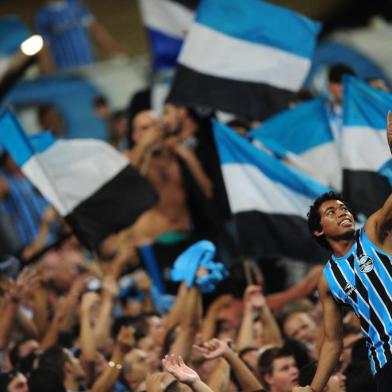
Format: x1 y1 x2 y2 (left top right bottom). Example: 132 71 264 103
242 257 255 286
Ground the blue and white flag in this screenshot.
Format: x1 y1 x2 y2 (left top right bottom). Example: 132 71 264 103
213 120 330 262
169 0 321 120
0 111 157 250
250 98 341 190
342 76 392 217
138 0 197 71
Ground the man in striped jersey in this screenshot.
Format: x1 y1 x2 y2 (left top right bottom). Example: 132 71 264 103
294 113 392 392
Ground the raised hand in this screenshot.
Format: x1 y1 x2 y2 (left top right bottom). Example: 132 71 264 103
101 275 119 299
80 291 99 314
139 123 162 149
5 267 40 302
244 285 266 310
68 273 92 296
162 354 200 385
193 338 232 359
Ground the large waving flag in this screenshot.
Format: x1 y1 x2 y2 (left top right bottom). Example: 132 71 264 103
250 98 341 190
213 121 330 262
0 111 158 250
138 0 197 71
342 76 392 218
168 0 321 120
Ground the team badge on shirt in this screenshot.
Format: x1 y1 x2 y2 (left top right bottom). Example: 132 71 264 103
358 255 374 273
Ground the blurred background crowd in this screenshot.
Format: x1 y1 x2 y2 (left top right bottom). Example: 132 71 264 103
0 0 392 391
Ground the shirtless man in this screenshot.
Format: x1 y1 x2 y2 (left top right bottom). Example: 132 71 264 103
123 110 212 245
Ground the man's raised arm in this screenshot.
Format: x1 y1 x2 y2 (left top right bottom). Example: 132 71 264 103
293 276 343 392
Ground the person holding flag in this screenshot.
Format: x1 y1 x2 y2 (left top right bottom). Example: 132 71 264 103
294 112 392 392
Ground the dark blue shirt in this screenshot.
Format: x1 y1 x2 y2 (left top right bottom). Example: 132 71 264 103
36 0 94 69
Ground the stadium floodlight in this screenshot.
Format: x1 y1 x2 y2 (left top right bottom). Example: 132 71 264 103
0 35 44 101
20 35 44 56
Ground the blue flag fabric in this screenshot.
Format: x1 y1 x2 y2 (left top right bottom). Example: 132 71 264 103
168 0 321 120
0 110 158 250
250 98 340 190
138 0 197 71
342 76 392 217
213 120 330 262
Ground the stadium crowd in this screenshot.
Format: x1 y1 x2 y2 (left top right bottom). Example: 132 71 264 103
1 1 391 392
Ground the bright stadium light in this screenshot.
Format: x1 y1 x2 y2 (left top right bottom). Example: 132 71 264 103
0 35 44 101
20 35 44 56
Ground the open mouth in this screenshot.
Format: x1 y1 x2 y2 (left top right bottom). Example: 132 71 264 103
339 218 352 226
292 377 299 385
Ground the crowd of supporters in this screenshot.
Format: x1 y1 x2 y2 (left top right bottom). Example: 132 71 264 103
1 1 391 392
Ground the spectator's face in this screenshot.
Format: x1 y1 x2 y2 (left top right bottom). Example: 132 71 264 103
132 111 161 146
147 316 164 343
328 82 343 105
283 312 317 346
112 116 128 137
162 104 182 135
265 356 299 392
217 298 242 330
124 300 143 317
137 336 160 371
39 108 63 138
95 104 110 119
41 247 82 290
7 373 28 392
123 349 149 390
316 200 355 242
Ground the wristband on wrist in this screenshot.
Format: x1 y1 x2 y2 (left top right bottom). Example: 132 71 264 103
108 360 123 370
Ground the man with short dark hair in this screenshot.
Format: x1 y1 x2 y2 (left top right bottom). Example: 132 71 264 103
294 113 392 392
38 345 86 392
259 347 299 392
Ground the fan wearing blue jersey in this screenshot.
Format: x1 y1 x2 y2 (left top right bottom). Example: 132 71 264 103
36 0 126 71
294 112 392 392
